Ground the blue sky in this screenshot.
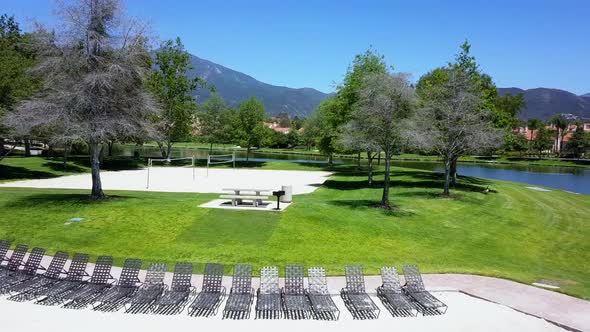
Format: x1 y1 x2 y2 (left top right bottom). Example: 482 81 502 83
4 0 590 94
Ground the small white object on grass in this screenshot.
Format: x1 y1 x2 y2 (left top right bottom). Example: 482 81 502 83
526 186 552 192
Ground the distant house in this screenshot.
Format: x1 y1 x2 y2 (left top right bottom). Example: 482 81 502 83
265 120 291 134
513 121 590 152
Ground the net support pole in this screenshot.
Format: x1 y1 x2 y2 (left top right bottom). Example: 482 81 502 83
146 158 151 189
192 156 195 181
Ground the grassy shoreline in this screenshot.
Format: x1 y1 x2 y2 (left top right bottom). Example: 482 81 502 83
0 157 589 299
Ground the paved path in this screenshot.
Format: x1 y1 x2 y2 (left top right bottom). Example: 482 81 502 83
6 253 590 331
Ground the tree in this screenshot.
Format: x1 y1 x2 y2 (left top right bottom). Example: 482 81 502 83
493 93 525 129
414 67 502 196
340 121 380 185
235 97 265 161
549 114 568 155
285 129 300 148
307 97 341 164
354 72 414 209
148 37 204 158
0 14 38 158
530 126 553 157
504 133 528 155
526 118 542 151
198 93 234 151
4 0 160 199
567 122 589 158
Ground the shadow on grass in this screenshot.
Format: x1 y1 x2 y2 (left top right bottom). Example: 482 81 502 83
42 161 87 174
328 199 416 217
0 165 57 181
4 193 130 208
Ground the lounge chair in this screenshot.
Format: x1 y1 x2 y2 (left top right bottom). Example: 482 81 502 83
35 253 90 305
124 262 167 314
92 258 142 312
340 265 380 319
306 267 340 320
152 262 195 315
222 264 254 319
282 264 311 319
188 263 226 317
377 266 417 317
0 244 28 277
402 265 447 315
7 251 69 301
61 255 115 309
0 247 46 293
255 266 281 319
0 240 12 263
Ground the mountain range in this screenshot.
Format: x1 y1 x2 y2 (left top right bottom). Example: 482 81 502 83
188 54 329 118
187 53 589 121
498 88 590 121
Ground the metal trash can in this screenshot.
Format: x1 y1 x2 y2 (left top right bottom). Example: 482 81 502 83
281 185 292 203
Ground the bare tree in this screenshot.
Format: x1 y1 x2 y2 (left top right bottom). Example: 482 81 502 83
4 0 159 199
413 68 502 196
354 72 414 209
340 122 380 185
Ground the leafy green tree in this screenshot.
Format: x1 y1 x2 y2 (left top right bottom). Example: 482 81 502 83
308 97 341 164
567 122 589 158
531 126 553 157
198 93 234 151
147 37 205 158
526 118 542 150
285 129 300 148
494 93 525 128
235 97 266 161
504 133 528 155
0 14 38 158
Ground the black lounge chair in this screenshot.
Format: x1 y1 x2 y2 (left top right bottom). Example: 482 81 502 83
340 265 380 319
282 264 311 319
125 262 167 314
0 244 28 278
222 264 254 320
306 267 340 320
7 251 69 301
35 253 90 305
92 258 142 312
402 265 447 315
61 255 115 309
255 266 281 319
152 262 195 315
0 247 46 293
377 266 417 317
188 263 226 317
0 240 12 263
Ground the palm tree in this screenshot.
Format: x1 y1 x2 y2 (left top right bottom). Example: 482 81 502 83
549 115 568 155
526 118 542 157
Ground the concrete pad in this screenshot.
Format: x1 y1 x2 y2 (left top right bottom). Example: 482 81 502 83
0 167 332 195
199 199 292 211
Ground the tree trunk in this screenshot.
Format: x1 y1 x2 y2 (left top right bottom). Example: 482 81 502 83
367 151 374 186
209 142 213 153
89 142 105 199
450 158 458 186
380 150 391 209
157 142 166 158
357 152 361 169
246 146 250 161
166 141 173 159
63 144 69 171
377 151 381 166
0 137 5 156
328 153 333 165
443 159 451 196
107 141 114 157
24 138 31 157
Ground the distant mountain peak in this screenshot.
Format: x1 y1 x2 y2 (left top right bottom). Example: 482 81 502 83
187 54 329 117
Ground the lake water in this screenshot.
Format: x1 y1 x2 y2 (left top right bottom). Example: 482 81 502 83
117 145 590 195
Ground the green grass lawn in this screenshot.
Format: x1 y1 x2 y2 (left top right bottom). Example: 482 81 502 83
0 156 589 299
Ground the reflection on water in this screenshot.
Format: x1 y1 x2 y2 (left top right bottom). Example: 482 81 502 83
115 145 590 195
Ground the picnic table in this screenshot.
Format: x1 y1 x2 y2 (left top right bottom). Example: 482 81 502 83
220 188 272 207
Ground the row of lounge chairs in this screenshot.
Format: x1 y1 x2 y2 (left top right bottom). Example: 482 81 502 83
0 240 447 320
